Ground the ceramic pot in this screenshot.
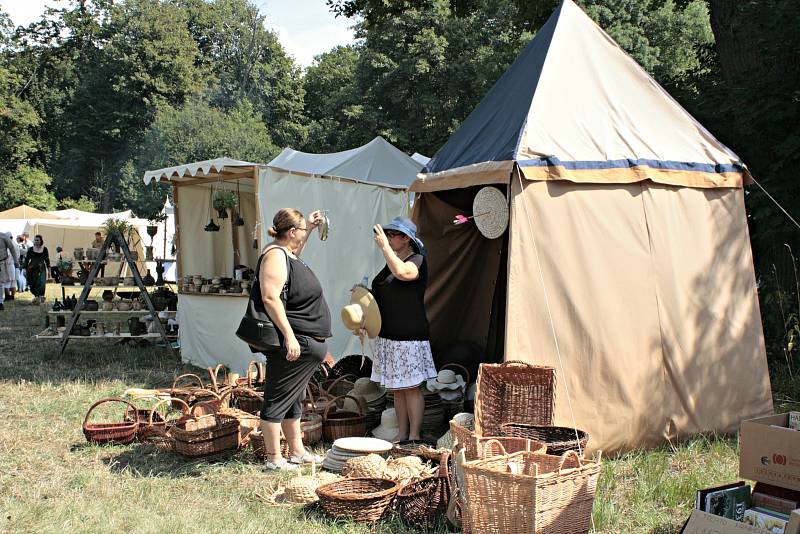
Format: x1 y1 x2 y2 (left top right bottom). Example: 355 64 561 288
73 248 84 260
132 300 142 311
101 301 114 312
117 301 132 312
84 300 99 311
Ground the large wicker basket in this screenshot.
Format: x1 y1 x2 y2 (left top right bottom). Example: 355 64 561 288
83 397 139 445
462 450 602 534
450 413 546 461
316 477 399 522
474 361 555 437
395 452 452 530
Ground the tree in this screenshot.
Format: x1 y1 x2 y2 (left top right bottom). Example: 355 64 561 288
0 166 57 211
177 0 307 148
120 95 278 217
302 45 363 152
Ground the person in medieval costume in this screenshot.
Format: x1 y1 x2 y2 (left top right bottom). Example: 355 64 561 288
0 232 20 311
22 234 49 303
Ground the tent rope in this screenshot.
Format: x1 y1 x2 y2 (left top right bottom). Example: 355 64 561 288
513 166 583 458
750 176 800 232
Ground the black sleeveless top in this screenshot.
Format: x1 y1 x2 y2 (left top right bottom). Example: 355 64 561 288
247 247 332 339
371 253 429 341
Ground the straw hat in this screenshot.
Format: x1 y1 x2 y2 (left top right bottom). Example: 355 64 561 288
267 472 340 506
341 285 381 338
426 369 466 392
472 186 509 239
341 453 387 478
343 378 386 412
371 408 399 442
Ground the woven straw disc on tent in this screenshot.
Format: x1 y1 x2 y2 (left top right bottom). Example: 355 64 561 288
472 186 509 239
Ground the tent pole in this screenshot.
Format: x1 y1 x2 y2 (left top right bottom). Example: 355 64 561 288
252 166 261 252
172 183 182 279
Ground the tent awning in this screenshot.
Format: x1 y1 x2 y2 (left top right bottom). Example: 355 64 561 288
0 205 60 220
143 158 261 185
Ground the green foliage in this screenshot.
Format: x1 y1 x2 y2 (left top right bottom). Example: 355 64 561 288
213 190 237 210
55 257 73 274
0 65 41 171
101 217 133 238
59 196 97 212
0 166 57 211
177 0 307 149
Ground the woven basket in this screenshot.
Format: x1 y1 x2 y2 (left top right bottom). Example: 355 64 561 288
396 452 452 530
322 394 367 441
169 373 205 409
450 414 546 460
83 397 139 445
231 362 264 414
171 403 239 457
249 429 290 459
214 392 259 447
237 360 265 388
462 450 601 534
316 478 399 522
328 354 372 380
138 398 191 445
300 412 323 445
474 361 555 438
321 374 356 398
500 423 589 455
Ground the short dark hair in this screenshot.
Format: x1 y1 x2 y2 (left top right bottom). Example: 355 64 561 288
95 232 102 236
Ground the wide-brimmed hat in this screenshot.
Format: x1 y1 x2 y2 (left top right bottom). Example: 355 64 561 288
382 216 425 255
341 285 381 338
472 186 509 239
426 369 466 392
344 378 385 404
371 408 399 441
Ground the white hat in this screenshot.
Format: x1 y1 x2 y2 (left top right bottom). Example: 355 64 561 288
426 369 466 392
371 408 398 441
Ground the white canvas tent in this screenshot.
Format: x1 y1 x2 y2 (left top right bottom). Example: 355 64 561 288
143 140 421 373
410 0 772 453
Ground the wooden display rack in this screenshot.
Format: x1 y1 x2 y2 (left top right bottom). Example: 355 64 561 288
53 232 175 356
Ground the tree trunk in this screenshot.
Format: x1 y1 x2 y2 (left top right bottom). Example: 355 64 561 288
708 0 762 82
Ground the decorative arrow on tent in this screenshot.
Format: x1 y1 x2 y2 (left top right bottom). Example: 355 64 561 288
452 212 491 225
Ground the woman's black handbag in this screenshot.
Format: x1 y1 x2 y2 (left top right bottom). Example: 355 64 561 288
235 248 289 352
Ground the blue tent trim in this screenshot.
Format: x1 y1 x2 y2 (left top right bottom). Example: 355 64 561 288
423 2 563 175
517 157 746 175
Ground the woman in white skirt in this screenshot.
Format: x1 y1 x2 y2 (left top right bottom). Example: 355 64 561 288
370 216 437 442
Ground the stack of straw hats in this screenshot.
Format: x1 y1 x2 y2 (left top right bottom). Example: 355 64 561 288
322 436 393 474
342 378 387 431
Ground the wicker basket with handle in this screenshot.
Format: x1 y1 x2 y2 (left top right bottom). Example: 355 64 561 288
474 361 555 438
83 397 139 445
321 374 357 398
500 423 589 456
395 451 452 530
322 394 367 441
169 373 205 409
462 447 602 534
138 397 191 446
171 402 239 457
315 478 399 522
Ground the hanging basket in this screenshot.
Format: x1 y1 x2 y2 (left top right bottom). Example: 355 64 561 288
474 361 555 438
83 397 139 445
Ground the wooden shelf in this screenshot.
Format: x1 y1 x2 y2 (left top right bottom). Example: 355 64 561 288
60 285 176 290
178 291 248 298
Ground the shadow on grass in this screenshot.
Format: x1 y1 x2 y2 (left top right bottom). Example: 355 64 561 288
100 443 241 478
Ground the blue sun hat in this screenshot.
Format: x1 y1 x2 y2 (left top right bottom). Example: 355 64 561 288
382 216 425 255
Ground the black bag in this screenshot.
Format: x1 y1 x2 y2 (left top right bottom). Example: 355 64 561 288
235 248 289 352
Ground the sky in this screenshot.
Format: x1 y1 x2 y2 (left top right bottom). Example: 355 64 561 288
0 0 356 68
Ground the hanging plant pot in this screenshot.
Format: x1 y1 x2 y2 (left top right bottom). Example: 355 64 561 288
146 225 158 238
216 208 229 219
232 213 245 226
204 219 220 232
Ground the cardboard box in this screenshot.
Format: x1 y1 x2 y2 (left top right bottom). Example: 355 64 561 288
787 509 800 534
741 414 800 492
682 510 773 533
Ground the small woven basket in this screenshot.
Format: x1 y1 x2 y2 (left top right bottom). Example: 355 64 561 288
138 398 191 446
248 429 290 459
300 412 323 445
474 361 555 438
123 398 164 441
322 394 367 441
316 477 400 522
83 397 139 445
171 403 239 457
321 374 356 398
500 423 589 455
396 452 452 530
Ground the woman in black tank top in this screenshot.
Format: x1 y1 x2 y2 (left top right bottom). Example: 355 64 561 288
255 208 331 471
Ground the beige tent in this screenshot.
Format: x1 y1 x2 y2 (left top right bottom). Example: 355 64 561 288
411 0 772 454
0 205 59 220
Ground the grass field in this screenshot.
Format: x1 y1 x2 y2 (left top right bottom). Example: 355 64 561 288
1 288 797 533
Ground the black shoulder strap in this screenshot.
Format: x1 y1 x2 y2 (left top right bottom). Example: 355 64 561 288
254 246 291 298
